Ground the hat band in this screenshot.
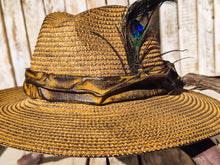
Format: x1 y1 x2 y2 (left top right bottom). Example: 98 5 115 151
23 63 183 105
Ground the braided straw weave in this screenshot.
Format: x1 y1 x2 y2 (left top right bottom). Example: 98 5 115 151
0 5 220 157
31 6 164 76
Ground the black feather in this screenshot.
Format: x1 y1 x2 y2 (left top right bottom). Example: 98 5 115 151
126 0 175 21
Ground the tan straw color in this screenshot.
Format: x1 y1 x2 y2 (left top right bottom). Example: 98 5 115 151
0 1 220 157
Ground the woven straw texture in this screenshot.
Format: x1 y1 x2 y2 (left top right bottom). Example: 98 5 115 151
0 87 220 157
31 6 164 76
0 5 220 157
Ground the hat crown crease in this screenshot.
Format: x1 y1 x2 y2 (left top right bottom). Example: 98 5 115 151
30 6 165 77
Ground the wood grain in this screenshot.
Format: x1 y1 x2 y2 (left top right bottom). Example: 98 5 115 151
107 0 128 6
0 2 15 89
160 2 181 75
43 0 65 15
140 148 195 165
110 155 139 165
128 0 136 5
109 157 127 165
214 0 220 75
65 0 87 14
40 157 88 165
197 0 215 75
182 73 220 93
89 158 106 165
1 0 31 86
178 0 198 76
86 0 106 9
22 0 45 54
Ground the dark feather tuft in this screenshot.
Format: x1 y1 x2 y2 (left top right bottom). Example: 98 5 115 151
126 0 175 21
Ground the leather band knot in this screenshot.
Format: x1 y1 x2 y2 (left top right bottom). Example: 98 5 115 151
23 62 183 105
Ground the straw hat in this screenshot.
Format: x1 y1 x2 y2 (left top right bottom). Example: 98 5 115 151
0 0 220 157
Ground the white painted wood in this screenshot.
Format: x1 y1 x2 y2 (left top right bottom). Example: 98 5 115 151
128 0 136 5
0 148 88 165
160 2 181 75
22 0 45 55
1 0 31 86
214 0 220 75
43 0 65 15
198 0 215 75
109 157 127 165
0 4 15 89
178 0 198 76
65 0 87 14
40 157 88 165
109 156 139 165
107 0 128 6
89 158 106 165
71 158 88 165
86 0 106 9
0 148 25 165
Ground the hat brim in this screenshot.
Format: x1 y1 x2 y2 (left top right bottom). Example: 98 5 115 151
0 87 220 157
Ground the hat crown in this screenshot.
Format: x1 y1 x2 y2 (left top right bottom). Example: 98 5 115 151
31 6 164 77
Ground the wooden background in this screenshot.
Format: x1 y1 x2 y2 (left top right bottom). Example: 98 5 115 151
0 0 219 90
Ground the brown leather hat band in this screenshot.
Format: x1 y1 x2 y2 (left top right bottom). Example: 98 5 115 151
23 63 182 105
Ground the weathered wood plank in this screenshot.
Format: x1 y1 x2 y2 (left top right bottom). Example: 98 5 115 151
65 0 87 14
160 2 181 75
128 0 136 5
1 0 31 86
0 2 15 89
107 0 128 6
109 156 139 165
197 0 215 75
140 148 195 165
43 0 65 15
40 156 88 165
214 0 220 75
109 157 127 165
193 145 220 165
178 0 198 76
89 158 106 165
71 158 88 165
182 73 220 93
86 0 106 9
21 0 45 55
0 148 25 165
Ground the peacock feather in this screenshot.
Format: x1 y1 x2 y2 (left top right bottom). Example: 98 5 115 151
92 0 176 75
119 0 176 75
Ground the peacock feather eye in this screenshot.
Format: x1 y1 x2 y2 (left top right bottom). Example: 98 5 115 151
130 19 145 40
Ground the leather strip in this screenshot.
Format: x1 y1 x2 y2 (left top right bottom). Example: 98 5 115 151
23 62 183 105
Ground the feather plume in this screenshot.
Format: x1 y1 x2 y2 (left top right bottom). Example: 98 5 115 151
120 0 176 75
